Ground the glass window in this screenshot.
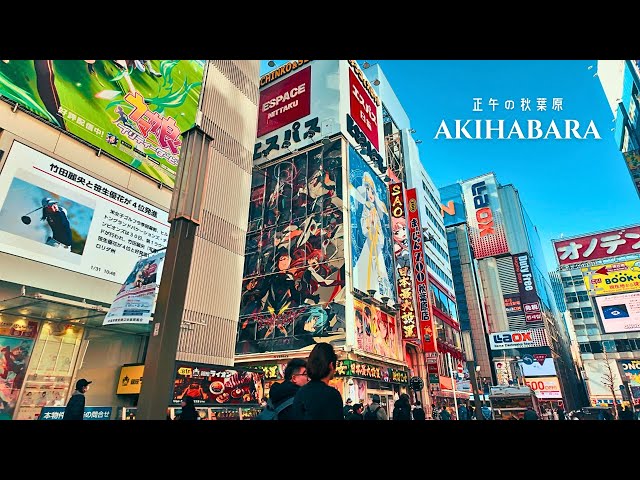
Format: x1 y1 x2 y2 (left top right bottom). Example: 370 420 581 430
577 292 590 302
436 318 446 342
566 293 578 303
573 325 586 336
569 308 583 319
579 343 591 353
615 339 631 352
582 308 594 318
448 299 458 321
602 340 616 353
586 326 601 336
590 341 603 354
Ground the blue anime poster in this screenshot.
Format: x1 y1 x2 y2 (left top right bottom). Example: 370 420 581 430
348 145 395 304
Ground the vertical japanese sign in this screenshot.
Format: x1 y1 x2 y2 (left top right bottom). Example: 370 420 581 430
103 249 166 325
0 60 204 188
0 142 170 283
405 188 437 353
512 253 542 323
348 66 379 151
388 183 418 341
461 173 509 259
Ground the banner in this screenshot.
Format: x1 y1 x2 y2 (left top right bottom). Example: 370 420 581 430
388 182 418 340
489 328 548 350
103 250 165 325
524 376 562 399
38 406 112 420
0 335 36 420
405 188 437 352
582 259 640 296
512 253 542 322
0 60 204 187
0 142 169 284
619 359 640 386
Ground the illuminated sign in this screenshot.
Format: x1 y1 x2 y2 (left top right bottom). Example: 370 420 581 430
525 376 562 399
116 364 144 394
259 60 311 87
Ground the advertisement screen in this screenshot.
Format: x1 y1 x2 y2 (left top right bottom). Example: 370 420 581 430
0 60 204 187
348 145 395 304
582 259 640 296
519 357 557 377
552 225 640 268
594 291 640 333
172 363 264 407
353 298 402 360
0 142 169 283
524 376 562 399
461 173 509 259
257 66 311 137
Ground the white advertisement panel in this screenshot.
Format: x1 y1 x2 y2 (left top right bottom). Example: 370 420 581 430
519 357 557 377
594 291 640 333
524 376 562 399
103 249 165 325
583 359 625 397
0 142 169 283
489 328 547 350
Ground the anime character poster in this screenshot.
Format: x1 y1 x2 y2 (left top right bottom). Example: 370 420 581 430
0 60 204 187
237 140 346 354
348 146 395 304
353 299 402 361
0 336 35 420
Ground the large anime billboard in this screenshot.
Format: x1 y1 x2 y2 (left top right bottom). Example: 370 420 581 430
348 145 395 305
236 140 345 354
0 60 205 187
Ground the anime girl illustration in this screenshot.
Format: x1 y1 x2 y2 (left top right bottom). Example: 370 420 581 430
391 217 410 268
350 170 394 300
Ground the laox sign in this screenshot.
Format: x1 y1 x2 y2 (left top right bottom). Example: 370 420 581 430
492 332 532 344
471 181 494 236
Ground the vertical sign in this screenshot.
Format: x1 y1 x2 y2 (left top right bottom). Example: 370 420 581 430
389 183 418 340
405 188 437 353
348 66 379 151
512 253 542 323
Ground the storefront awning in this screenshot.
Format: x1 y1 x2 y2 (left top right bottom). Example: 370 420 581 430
0 291 150 335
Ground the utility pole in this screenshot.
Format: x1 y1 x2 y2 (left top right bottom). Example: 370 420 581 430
462 330 484 420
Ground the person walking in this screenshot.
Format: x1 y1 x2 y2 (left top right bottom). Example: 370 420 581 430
438 404 451 420
62 378 91 420
343 398 354 419
412 401 426 420
556 405 567 420
291 343 344 420
364 394 388 420
346 403 364 420
176 395 199 420
392 393 412 420
457 402 470 420
523 405 539 420
266 358 309 420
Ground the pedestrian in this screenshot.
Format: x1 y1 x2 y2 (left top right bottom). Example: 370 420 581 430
457 402 470 420
259 358 308 420
523 405 539 420
412 401 426 421
392 393 412 420
438 404 451 420
363 394 388 420
62 378 91 420
176 395 199 420
634 404 640 421
343 397 354 419
557 406 566 420
346 403 364 420
291 343 343 420
481 404 493 420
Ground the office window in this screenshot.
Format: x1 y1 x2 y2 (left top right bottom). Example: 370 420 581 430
569 308 582 319
577 292 589 302
590 341 603 354
566 292 578 303
615 339 631 352
602 340 617 353
586 326 601 336
579 343 592 353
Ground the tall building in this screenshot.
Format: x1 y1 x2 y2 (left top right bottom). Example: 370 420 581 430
551 224 640 408
597 60 640 198
439 174 583 411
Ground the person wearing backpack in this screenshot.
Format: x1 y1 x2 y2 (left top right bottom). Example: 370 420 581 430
256 358 308 420
364 394 388 420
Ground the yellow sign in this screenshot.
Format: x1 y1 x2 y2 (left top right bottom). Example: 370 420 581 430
582 260 640 296
116 365 145 395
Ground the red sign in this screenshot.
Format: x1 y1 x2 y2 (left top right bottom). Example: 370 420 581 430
533 354 547 365
405 188 437 353
349 67 379 151
552 225 640 268
257 66 311 137
389 183 418 340
457 363 464 374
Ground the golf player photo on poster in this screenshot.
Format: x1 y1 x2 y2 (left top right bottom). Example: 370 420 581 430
0 141 170 284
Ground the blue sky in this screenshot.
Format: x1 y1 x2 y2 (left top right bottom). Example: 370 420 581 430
259 60 638 273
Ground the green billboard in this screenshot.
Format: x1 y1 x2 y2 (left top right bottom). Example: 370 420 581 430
0 60 204 187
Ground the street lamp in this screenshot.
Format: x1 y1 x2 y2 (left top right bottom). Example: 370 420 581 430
461 330 484 420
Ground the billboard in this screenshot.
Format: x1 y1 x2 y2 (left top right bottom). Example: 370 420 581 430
619 359 640 386
461 173 509 259
348 145 395 304
348 67 379 151
583 359 625 397
439 183 466 227
172 362 264 407
116 364 144 395
0 142 169 283
582 259 640 296
353 298 402 361
0 335 36 420
488 328 548 350
103 250 165 325
512 253 542 323
0 60 204 188
622 150 640 197
519 356 557 377
237 140 346 354
524 376 562 399
594 291 640 334
405 188 437 352
257 66 311 137
389 182 419 340
552 225 640 268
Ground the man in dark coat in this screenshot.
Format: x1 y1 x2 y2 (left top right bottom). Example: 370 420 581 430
268 358 308 420
63 378 91 420
523 406 539 420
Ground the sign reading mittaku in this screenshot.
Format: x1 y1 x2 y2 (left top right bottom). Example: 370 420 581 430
434 97 601 140
38 406 112 420
0 142 169 284
582 259 640 296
